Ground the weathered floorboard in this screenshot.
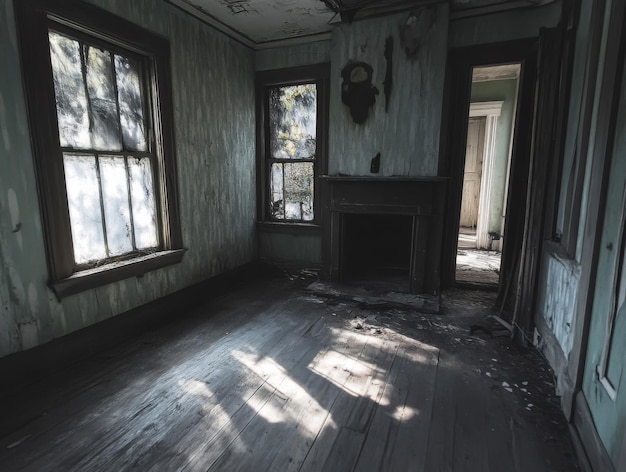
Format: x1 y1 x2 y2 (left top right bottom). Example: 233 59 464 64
0 278 579 472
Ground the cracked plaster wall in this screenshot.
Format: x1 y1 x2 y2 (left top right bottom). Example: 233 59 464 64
0 0 256 357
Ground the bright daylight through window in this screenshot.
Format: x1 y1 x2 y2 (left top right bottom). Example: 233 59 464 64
16 0 183 297
49 30 158 266
268 84 317 222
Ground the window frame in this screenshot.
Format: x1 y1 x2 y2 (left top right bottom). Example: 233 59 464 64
255 64 330 227
15 0 184 298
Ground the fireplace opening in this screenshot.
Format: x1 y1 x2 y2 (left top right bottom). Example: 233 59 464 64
341 213 413 291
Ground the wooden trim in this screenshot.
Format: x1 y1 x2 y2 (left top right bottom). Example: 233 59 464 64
438 38 538 290
255 63 331 225
618 424 626 472
544 0 580 242
572 390 616 472
320 175 448 182
449 0 559 20
512 26 563 342
468 101 503 117
255 63 332 88
321 178 446 294
568 0 626 412
14 0 183 295
468 102 503 250
0 261 264 439
561 0 606 256
256 221 322 235
51 249 186 299
15 0 74 279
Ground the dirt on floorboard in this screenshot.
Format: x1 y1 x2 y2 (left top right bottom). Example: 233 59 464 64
304 276 579 471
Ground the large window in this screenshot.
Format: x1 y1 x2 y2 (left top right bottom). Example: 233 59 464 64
256 65 329 225
16 0 184 297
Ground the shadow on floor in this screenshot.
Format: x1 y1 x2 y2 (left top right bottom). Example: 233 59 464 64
0 271 579 471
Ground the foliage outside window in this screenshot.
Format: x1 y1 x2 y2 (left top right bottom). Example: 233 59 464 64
257 64 329 225
269 84 317 221
49 30 159 265
16 0 183 297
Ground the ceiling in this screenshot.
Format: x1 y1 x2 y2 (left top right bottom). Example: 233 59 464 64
166 0 554 49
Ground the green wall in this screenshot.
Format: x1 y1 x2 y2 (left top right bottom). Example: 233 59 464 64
0 0 256 357
254 3 560 267
0 0 567 355
328 6 449 176
470 78 519 234
255 40 331 71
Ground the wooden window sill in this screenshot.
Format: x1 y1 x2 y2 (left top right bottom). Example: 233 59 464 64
51 249 186 299
257 221 322 234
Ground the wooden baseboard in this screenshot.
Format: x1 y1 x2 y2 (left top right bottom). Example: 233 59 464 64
534 313 576 418
569 422 594 472
0 261 264 397
572 390 615 472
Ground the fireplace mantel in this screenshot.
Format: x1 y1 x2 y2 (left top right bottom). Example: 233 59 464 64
320 175 447 294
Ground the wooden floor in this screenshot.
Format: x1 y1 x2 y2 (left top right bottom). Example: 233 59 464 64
456 228 501 287
0 274 578 471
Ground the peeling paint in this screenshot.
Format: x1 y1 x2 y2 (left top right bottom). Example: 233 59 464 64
28 283 39 316
19 321 39 350
7 187 23 250
536 251 581 356
8 265 25 308
0 0 256 357
328 6 449 176
0 92 10 151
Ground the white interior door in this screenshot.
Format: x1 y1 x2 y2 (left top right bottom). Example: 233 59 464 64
460 117 486 228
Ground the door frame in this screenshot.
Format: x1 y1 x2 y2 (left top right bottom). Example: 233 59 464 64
568 0 626 468
438 38 538 291
469 101 504 250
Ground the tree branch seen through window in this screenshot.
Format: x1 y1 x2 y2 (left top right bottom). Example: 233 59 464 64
268 84 317 222
49 30 158 267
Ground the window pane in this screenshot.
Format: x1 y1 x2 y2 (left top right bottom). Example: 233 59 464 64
270 163 284 219
63 154 107 263
86 46 122 151
269 84 317 159
129 158 158 249
100 156 133 255
115 55 147 151
270 162 313 221
49 32 90 149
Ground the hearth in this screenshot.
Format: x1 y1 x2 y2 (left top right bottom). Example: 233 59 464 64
342 213 413 291
320 176 447 294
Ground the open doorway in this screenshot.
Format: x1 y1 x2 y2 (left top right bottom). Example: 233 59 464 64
456 63 521 287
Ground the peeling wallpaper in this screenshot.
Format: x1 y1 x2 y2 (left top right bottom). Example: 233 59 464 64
0 0 256 357
328 5 449 176
255 40 331 71
254 7 448 267
536 250 581 356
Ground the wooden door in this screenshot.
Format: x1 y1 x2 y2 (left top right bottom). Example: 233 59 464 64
582 54 626 467
459 117 486 228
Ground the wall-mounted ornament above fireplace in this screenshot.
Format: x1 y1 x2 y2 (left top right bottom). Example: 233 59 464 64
320 176 447 295
341 61 378 124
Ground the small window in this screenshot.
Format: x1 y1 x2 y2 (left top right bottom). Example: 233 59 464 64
16 0 184 297
257 65 329 225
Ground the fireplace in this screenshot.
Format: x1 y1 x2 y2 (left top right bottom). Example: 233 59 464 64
320 176 447 294
342 213 413 290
